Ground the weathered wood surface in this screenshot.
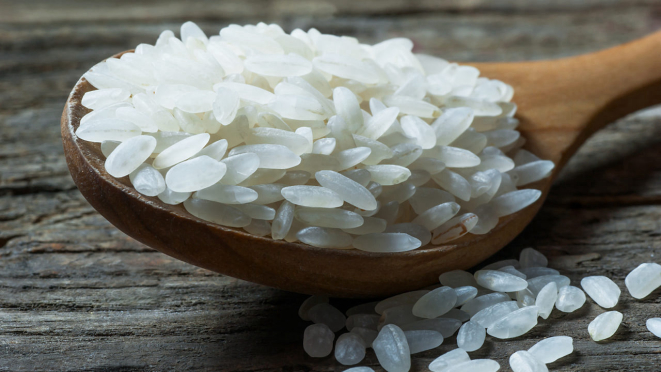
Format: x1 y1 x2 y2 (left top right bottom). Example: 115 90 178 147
1 1 661 370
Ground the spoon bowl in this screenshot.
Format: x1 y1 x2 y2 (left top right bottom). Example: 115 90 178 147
61 31 661 297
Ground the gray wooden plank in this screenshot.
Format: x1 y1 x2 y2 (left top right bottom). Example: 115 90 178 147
0 0 658 24
2 1 661 370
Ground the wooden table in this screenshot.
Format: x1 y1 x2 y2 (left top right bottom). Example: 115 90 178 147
2 1 661 370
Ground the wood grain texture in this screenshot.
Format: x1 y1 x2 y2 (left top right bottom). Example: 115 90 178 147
2 0 661 370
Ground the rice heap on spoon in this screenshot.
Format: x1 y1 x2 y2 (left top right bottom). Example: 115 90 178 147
76 21 554 252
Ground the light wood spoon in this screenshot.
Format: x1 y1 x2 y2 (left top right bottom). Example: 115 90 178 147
61 31 661 298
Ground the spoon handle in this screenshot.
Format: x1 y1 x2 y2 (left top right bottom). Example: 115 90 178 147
473 30 661 173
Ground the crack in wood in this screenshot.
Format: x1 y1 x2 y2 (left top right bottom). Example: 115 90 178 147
0 184 77 196
0 234 24 249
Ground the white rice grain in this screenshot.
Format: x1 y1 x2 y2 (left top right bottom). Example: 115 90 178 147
297 226 353 248
105 135 157 178
165 156 227 192
353 233 421 253
281 185 344 208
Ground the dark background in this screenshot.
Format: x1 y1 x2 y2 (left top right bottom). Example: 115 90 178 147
2 1 661 371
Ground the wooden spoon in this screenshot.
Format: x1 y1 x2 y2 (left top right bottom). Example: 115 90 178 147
61 31 661 298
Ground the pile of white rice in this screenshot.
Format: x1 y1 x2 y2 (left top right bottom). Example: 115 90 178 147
300 248 661 371
76 21 554 251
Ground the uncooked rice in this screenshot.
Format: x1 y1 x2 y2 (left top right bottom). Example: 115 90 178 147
76 21 555 252
73 20 661 371
298 246 661 370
